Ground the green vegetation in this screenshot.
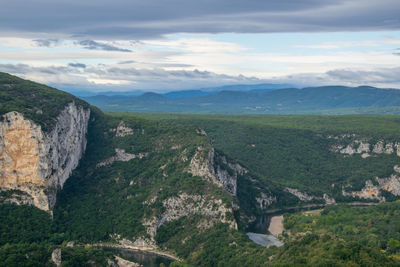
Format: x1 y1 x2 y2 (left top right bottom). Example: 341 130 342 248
124 113 400 221
59 246 113 267
284 202 400 252
174 223 275 267
0 243 54 267
0 204 53 245
271 202 400 265
271 233 397 266
0 72 88 131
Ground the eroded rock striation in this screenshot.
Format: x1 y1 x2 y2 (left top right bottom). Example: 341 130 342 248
255 192 277 209
342 174 400 201
188 147 246 196
110 121 135 137
143 193 237 243
284 187 336 205
330 135 400 157
0 102 90 211
96 148 149 168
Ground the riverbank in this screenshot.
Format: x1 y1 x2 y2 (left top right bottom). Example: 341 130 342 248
264 201 380 215
89 242 181 262
268 215 284 236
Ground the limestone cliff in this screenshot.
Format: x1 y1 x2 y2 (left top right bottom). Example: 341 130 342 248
188 146 246 196
342 173 400 201
284 187 336 205
329 134 400 158
0 102 90 211
142 193 237 244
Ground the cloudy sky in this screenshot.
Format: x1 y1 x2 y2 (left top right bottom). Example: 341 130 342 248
1 0 400 92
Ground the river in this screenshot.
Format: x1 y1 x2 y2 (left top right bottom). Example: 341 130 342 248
102 247 174 267
245 202 379 247
246 214 284 247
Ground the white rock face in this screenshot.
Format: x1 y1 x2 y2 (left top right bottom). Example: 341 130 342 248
51 248 62 267
372 141 385 154
394 165 400 173
96 148 149 168
255 192 276 209
284 187 335 205
284 187 315 201
111 121 134 137
377 175 400 196
143 193 237 241
114 256 141 267
323 193 336 205
188 147 245 196
342 173 400 201
331 137 400 157
0 102 90 211
342 180 383 201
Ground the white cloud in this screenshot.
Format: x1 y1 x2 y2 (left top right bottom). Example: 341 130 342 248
294 40 378 49
1 34 400 91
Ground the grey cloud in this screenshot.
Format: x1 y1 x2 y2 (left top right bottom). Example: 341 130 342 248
2 63 399 92
0 63 261 91
117 60 192 68
118 60 136 64
326 68 400 84
77 40 132 52
68 63 86 68
33 39 59 47
0 1 399 39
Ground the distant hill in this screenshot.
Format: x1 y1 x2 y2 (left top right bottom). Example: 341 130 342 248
83 85 400 114
66 82 293 98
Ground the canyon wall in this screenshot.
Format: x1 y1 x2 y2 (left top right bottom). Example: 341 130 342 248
0 102 90 211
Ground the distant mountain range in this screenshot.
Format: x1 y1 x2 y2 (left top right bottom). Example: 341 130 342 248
66 83 294 98
82 85 400 114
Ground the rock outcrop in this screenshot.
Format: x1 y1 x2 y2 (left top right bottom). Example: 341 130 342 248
330 135 400 157
0 102 90 211
188 147 246 196
110 121 134 137
143 193 237 242
342 174 400 201
114 256 141 267
255 192 276 209
51 248 62 267
96 148 149 168
284 187 315 202
284 187 336 205
342 180 383 201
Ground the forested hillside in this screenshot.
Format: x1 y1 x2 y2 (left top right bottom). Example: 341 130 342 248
272 202 400 266
134 113 400 227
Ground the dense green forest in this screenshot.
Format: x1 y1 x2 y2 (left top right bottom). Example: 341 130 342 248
128 113 400 206
272 202 400 265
